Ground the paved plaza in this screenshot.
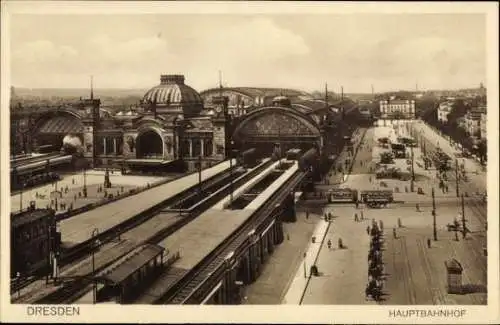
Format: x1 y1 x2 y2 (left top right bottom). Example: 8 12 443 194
283 124 487 305
10 170 171 214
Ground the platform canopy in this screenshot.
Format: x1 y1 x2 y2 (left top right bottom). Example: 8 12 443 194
99 244 165 286
124 158 173 166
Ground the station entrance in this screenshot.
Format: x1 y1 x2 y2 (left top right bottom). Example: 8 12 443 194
136 130 163 159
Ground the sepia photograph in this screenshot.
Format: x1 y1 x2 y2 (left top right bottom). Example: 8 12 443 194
1 1 498 324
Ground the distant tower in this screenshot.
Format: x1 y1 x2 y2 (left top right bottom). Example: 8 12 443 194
10 86 15 99
371 84 374 97
90 75 94 100
213 70 230 159
325 82 328 107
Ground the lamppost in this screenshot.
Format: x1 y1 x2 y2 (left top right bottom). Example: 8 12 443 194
410 144 415 192
198 154 202 195
455 159 460 197
16 272 21 298
303 252 307 278
431 188 437 241
91 228 100 304
228 141 237 206
19 181 23 212
461 194 466 239
83 167 88 198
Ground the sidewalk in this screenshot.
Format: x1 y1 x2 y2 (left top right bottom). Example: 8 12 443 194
300 206 377 305
281 219 331 304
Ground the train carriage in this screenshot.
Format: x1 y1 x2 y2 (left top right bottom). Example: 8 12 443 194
298 148 318 172
238 148 259 168
285 148 302 161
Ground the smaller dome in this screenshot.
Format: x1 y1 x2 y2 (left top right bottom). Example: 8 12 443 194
272 95 292 108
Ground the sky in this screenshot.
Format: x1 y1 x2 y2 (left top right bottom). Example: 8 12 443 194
9 13 487 93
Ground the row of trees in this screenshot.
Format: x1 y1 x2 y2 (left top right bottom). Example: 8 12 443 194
423 99 487 164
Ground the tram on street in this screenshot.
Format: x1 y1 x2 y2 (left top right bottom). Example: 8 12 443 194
360 190 394 208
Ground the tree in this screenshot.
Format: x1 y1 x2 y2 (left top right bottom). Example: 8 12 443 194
477 139 487 163
380 152 394 164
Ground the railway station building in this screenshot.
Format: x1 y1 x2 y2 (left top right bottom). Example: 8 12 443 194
11 74 360 172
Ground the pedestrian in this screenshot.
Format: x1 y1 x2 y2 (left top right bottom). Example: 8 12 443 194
306 211 309 219
366 226 370 235
397 218 402 228
427 238 431 248
416 203 420 212
354 213 358 222
338 238 343 249
286 234 290 241
361 210 364 220
393 227 397 239
327 239 332 250
78 192 81 198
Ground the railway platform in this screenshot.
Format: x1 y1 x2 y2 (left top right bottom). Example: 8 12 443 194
136 163 303 304
59 159 236 248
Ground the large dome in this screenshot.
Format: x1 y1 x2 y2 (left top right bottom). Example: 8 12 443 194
142 75 203 117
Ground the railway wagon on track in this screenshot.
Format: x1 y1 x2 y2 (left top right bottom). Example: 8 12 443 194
11 206 61 278
237 148 259 169
298 148 319 172
360 190 394 208
285 148 302 161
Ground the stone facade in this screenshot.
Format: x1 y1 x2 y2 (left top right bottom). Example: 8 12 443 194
379 99 415 119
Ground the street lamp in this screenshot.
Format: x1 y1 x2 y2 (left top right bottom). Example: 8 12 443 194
16 272 21 298
83 168 88 198
303 252 307 278
431 188 437 241
410 144 415 192
228 141 237 206
91 228 100 304
198 154 203 195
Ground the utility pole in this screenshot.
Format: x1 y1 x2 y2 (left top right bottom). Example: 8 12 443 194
20 183 23 212
455 159 460 197
54 178 58 210
432 187 437 241
83 168 88 198
410 144 415 192
198 154 202 195
461 194 466 239
229 141 234 207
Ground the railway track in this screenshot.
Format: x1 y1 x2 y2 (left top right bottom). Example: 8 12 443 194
10 276 37 295
162 170 306 304
11 153 62 168
31 159 275 304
